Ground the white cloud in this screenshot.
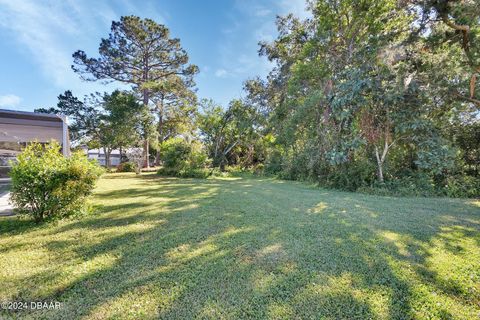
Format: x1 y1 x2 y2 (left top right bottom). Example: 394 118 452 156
0 0 173 101
0 94 21 108
215 0 308 82
278 0 311 19
0 0 86 87
215 69 228 78
0 0 148 98
255 8 272 17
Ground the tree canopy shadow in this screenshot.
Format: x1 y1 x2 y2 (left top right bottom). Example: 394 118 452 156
1 174 478 319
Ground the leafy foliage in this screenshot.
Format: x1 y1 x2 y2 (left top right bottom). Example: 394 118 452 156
227 0 480 198
157 138 208 177
48 9 478 198
9 142 103 222
126 148 144 174
72 16 199 167
196 98 264 170
93 90 156 167
444 175 480 198
35 90 99 142
116 161 137 173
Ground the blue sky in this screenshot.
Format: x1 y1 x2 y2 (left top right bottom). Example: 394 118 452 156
0 0 309 111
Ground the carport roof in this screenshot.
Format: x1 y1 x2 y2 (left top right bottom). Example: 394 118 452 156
0 109 64 122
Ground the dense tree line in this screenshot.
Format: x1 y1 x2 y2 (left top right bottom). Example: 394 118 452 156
230 0 479 197
37 2 479 197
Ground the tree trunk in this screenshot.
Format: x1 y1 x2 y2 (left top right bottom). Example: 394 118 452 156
143 140 149 169
143 90 150 169
155 150 161 166
220 158 226 172
374 137 391 184
375 146 384 183
106 150 111 168
103 147 111 168
155 107 163 166
213 136 222 167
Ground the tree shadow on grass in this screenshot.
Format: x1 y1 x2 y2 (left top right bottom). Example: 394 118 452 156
1 175 479 319
0 217 37 235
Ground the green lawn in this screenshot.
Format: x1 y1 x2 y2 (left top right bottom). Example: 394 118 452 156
0 173 479 319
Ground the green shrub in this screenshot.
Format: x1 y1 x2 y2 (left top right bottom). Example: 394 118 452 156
444 175 480 198
264 148 283 174
157 167 211 179
161 138 190 170
323 161 376 192
9 142 103 222
357 172 440 197
278 150 310 181
223 164 266 177
158 138 209 177
117 161 137 173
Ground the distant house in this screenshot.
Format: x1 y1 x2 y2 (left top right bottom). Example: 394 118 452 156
85 148 121 166
83 147 146 167
0 109 70 177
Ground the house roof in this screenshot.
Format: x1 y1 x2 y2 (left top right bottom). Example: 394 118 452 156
87 149 121 156
0 109 65 123
86 147 143 156
0 109 66 143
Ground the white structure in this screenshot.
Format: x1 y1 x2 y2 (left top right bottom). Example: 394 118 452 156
86 149 121 166
0 109 70 177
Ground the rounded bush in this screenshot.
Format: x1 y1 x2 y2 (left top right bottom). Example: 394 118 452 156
445 175 480 198
158 138 209 177
9 142 103 222
117 161 137 173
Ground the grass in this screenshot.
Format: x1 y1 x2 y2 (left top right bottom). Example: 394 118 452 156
0 173 479 319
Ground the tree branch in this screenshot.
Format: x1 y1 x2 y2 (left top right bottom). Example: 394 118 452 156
441 14 470 52
454 92 480 107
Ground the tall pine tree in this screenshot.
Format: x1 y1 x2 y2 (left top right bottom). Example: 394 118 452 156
72 16 198 167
